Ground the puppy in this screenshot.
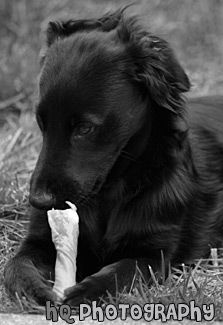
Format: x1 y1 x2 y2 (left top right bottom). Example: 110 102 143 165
4 9 223 306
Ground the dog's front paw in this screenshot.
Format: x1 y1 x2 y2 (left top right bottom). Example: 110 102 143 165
63 275 109 307
4 257 56 305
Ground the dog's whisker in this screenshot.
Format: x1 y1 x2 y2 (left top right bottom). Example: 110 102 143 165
120 153 139 163
76 193 95 208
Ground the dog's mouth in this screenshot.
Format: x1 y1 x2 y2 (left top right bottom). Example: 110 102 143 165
48 177 104 210
72 178 103 208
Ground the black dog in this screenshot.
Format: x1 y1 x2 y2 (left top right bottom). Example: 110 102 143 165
4 9 223 306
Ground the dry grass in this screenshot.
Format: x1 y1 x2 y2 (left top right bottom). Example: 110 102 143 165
0 0 223 318
103 255 223 321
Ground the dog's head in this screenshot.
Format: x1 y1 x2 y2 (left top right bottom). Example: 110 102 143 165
30 8 190 210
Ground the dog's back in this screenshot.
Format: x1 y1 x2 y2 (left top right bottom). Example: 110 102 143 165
188 96 223 140
177 96 223 260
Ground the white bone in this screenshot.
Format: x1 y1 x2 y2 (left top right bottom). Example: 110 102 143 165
47 201 79 301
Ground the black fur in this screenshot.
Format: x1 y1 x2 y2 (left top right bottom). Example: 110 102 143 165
4 9 223 306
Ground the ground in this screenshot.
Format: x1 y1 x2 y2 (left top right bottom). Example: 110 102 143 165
0 0 223 320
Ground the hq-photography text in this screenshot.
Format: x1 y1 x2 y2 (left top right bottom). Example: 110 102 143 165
45 300 215 323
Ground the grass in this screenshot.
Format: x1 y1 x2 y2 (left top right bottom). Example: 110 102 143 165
104 256 223 321
0 0 223 319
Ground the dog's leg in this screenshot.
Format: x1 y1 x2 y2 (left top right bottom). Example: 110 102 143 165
4 208 57 304
63 258 160 306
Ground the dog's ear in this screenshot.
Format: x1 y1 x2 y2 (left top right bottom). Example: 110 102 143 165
45 7 129 47
40 9 125 66
46 21 65 47
45 20 102 47
126 31 190 113
41 6 132 65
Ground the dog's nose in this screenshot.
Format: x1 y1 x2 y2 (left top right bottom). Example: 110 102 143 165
29 191 56 210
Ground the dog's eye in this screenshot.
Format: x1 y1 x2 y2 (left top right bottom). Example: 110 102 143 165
73 123 94 138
